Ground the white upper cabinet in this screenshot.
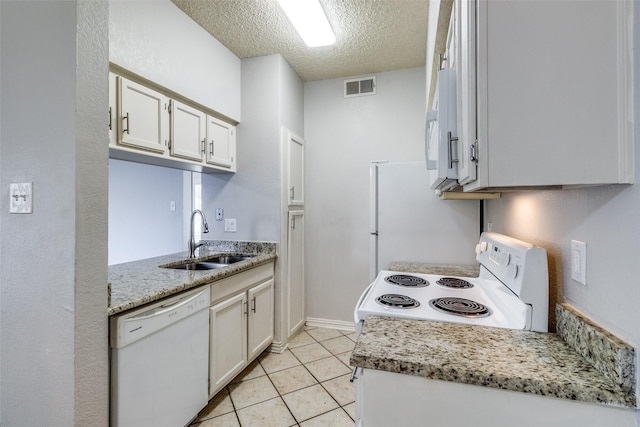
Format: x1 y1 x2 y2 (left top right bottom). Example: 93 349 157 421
285 130 305 206
456 0 634 191
206 115 236 170
170 100 206 162
109 72 117 145
117 76 169 154
109 70 238 174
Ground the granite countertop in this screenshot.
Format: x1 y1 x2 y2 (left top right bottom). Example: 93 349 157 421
108 241 277 316
350 315 637 409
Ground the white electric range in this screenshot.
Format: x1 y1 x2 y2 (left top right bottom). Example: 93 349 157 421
355 232 549 335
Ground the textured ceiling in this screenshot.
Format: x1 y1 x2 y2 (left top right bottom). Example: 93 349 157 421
171 0 429 81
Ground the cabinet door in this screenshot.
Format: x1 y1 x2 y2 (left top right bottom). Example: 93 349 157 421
170 100 206 162
455 0 477 186
287 210 305 338
458 0 633 189
247 279 274 360
118 77 168 154
108 72 117 146
206 116 236 169
209 292 247 397
285 130 305 206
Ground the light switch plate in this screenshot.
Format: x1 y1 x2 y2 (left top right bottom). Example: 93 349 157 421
571 240 587 285
9 182 33 214
224 218 236 232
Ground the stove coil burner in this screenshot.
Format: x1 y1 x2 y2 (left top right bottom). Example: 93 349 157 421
376 294 421 309
436 277 474 289
429 297 491 318
384 274 429 287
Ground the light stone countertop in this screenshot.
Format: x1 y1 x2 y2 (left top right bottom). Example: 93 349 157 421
350 315 637 408
108 241 277 316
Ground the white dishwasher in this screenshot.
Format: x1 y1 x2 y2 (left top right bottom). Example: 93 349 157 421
110 286 210 427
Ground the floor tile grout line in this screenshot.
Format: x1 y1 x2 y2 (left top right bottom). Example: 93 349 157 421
192 327 356 426
264 343 354 425
258 353 303 426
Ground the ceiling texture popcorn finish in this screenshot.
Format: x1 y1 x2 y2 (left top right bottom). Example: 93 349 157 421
171 0 429 81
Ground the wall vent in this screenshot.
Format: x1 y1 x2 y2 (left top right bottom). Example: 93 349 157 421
344 77 376 98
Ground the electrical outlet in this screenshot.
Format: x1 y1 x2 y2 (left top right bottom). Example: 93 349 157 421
9 182 33 214
216 208 224 221
224 218 236 232
571 240 587 285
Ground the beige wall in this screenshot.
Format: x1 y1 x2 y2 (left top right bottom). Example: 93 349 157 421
303 67 426 323
0 1 109 425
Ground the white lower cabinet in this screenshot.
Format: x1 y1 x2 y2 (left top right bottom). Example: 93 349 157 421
209 262 274 398
209 292 247 395
247 278 275 360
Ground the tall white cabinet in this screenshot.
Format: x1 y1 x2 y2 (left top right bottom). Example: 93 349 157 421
282 129 305 340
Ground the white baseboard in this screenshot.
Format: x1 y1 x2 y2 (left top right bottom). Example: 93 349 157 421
305 317 355 332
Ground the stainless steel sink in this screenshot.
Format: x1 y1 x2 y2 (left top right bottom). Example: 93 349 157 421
162 255 254 270
204 255 253 264
166 262 223 270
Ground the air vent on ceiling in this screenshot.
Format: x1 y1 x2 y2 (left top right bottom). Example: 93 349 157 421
344 77 376 98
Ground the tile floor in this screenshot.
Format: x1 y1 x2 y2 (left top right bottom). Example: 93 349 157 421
189 326 357 427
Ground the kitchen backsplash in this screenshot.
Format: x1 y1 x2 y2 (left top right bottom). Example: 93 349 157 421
201 240 277 255
556 303 636 395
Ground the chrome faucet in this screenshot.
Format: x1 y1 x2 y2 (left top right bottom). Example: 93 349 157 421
188 209 209 258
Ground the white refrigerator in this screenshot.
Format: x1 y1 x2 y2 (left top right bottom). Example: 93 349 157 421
369 161 480 280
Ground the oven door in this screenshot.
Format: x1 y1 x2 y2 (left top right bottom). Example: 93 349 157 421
354 281 376 336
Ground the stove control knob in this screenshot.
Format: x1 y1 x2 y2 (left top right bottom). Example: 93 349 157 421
507 263 518 279
475 242 488 254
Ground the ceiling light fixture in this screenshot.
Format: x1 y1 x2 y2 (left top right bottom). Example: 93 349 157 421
277 0 336 47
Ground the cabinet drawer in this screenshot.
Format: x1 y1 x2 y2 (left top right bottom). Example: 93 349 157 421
210 262 274 304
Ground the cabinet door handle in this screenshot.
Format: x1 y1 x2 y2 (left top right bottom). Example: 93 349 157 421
108 107 112 131
291 217 296 230
122 112 129 134
290 187 295 200
447 131 459 169
210 140 214 157
251 296 256 313
201 138 206 154
243 300 248 316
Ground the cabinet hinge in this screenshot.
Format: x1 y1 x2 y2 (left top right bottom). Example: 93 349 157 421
166 101 171 114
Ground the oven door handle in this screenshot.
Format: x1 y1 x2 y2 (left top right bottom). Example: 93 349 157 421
350 367 361 383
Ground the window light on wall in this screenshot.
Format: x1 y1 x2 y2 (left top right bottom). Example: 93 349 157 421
277 0 336 47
